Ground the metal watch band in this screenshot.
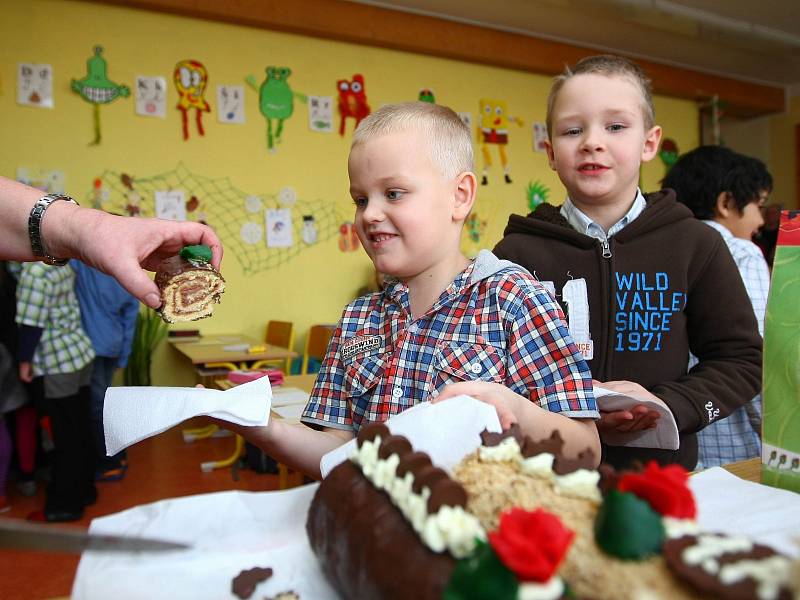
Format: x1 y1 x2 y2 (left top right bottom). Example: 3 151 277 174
28 193 79 266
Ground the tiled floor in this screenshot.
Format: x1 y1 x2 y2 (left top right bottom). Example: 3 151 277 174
0 418 281 600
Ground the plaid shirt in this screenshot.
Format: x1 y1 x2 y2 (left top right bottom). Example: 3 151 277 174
695 221 769 468
302 251 598 433
16 262 95 377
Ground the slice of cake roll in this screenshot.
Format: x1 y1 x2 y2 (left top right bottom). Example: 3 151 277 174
155 245 225 323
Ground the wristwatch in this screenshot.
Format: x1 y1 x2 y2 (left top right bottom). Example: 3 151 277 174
28 193 79 266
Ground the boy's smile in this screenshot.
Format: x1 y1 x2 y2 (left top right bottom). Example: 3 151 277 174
546 73 661 224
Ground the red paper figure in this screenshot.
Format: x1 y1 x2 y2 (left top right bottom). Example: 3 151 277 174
337 74 370 137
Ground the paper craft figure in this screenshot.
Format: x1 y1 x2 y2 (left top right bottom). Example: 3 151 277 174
308 95 333 133
418 88 435 103
478 98 523 185
174 59 211 140
466 212 487 244
337 74 370 137
660 138 680 173
245 67 308 151
532 122 548 153
18 63 53 108
526 181 549 213
71 47 130 145
458 112 472 131
302 215 318 245
217 85 245 124
135 76 166 118
155 190 186 221
338 221 360 252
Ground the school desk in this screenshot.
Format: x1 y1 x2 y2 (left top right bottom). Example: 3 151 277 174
169 333 297 368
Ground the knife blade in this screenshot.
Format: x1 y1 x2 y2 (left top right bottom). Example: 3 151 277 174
0 518 190 553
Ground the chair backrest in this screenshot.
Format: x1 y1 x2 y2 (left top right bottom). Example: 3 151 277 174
263 320 295 372
301 324 336 374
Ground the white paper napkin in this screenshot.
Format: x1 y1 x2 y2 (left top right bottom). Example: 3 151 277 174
104 377 272 456
319 395 502 478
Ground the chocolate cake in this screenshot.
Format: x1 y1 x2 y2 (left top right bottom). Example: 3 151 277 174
306 424 797 600
155 246 225 323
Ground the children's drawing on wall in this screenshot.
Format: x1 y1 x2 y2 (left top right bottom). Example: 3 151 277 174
659 138 680 175
478 98 523 185
266 208 293 248
458 112 472 131
93 164 343 274
526 180 550 213
135 76 166 118
466 212 487 244
532 122 548 153
418 88 435 103
308 96 333 133
91 177 110 209
338 221 360 252
155 190 186 221
337 74 370 137
302 215 318 245
245 67 307 152
16 167 64 194
174 59 210 140
17 63 53 108
216 85 245 124
71 47 130 145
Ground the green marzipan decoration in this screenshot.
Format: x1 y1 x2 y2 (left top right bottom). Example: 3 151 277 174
179 244 212 263
443 540 518 600
762 243 800 493
594 489 665 560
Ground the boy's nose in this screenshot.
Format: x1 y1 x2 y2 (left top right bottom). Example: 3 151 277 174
362 198 385 222
580 130 604 152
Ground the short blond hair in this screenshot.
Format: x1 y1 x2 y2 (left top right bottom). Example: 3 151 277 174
546 55 655 138
352 102 473 178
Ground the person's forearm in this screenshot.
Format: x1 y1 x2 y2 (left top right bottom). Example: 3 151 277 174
239 419 351 479
516 402 600 465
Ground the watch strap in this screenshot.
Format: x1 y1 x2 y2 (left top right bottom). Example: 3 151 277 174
28 193 79 266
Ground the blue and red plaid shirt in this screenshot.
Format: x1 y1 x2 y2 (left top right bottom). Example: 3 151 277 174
302 251 598 433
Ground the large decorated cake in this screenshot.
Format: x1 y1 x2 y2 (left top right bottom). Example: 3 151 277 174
307 423 796 600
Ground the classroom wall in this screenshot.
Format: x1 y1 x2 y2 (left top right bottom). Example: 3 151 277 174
0 0 699 386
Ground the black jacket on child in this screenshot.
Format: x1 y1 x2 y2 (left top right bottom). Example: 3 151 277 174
493 189 762 470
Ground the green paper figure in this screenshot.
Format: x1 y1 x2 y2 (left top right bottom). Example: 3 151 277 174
246 67 307 152
526 180 550 213
71 46 130 145
659 138 680 173
418 88 436 103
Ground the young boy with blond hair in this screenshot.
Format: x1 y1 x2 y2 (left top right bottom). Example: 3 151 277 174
239 102 600 478
494 55 762 470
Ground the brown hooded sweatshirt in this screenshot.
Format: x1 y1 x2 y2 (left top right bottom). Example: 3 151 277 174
494 190 762 469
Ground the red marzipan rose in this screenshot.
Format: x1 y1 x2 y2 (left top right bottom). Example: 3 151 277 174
618 461 696 519
488 507 574 582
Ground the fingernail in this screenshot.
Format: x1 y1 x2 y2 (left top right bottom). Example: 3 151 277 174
145 293 161 308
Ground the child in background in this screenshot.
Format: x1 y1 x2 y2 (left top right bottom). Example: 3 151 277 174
664 145 772 468
493 55 762 470
16 261 96 522
72 261 139 481
235 102 600 477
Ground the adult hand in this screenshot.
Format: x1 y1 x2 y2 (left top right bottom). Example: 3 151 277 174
51 207 223 309
433 381 524 430
594 380 661 433
18 361 33 383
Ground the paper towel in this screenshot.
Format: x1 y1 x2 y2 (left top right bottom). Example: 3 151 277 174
104 376 272 456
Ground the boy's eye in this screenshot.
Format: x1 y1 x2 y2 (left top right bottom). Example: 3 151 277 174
386 190 403 200
353 197 368 208
564 127 581 136
607 123 626 132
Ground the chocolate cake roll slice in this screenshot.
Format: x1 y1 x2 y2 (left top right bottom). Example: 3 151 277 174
155 249 225 323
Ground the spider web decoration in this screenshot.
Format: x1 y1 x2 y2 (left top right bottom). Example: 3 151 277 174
88 164 344 275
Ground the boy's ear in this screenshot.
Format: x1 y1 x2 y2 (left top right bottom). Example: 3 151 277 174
452 171 477 221
544 139 557 170
715 191 734 218
641 125 663 163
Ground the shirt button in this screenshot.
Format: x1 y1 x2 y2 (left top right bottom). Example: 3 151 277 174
392 386 403 399
431 389 439 398
470 363 483 374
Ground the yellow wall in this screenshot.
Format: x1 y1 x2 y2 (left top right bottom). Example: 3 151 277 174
769 95 800 210
0 0 698 385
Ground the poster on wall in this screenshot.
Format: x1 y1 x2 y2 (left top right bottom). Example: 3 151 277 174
532 122 548 153
217 85 245 124
16 167 64 193
266 208 293 248
17 63 54 108
135 76 167 118
308 95 333 132
155 190 186 221
457 112 472 132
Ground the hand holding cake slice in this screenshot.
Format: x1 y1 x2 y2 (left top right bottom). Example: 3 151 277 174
155 244 225 323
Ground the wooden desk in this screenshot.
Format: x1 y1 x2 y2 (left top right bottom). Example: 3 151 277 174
720 457 760 483
170 334 297 366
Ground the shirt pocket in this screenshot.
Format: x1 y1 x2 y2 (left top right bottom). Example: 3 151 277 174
434 341 506 387
344 353 387 399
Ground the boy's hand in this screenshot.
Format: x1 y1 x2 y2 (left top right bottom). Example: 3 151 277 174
18 361 33 383
594 380 661 433
432 381 524 430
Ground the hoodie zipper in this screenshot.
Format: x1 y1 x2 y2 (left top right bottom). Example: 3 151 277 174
600 238 612 258
599 237 613 379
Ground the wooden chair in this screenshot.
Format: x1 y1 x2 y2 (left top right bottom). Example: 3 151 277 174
301 324 336 374
251 320 294 373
